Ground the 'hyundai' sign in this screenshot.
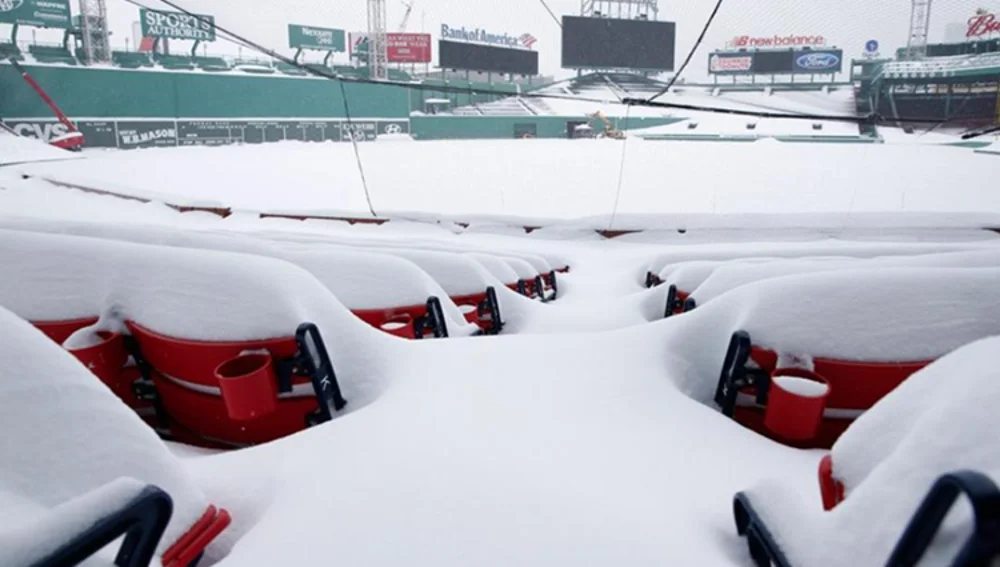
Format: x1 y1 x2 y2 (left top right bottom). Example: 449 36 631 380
794 51 841 73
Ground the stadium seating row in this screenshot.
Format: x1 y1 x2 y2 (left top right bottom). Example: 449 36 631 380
0 224 562 449
647 244 1000 566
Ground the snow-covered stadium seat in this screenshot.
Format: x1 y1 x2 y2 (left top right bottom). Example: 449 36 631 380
0 218 480 340
0 228 389 448
366 246 520 335
729 337 1000 566
667 267 1000 449
0 306 230 566
690 250 1000 308
645 239 999 284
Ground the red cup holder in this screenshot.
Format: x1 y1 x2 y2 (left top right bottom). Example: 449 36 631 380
214 353 278 422
764 368 830 442
67 331 128 391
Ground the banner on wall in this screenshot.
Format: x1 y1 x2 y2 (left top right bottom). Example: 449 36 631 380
1 118 411 148
0 0 71 28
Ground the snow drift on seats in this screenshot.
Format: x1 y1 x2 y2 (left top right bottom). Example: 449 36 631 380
0 306 207 564
735 336 1000 566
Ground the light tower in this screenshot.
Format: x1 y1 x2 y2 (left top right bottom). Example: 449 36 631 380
581 0 659 20
78 0 111 64
903 0 933 60
367 0 388 80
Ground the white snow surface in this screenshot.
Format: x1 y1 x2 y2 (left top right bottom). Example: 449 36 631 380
3 149 1000 566
0 307 207 562
0 128 84 167
691 249 1000 304
738 336 1000 566
12 140 1000 228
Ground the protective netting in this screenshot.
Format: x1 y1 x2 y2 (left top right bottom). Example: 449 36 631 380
2 0 998 222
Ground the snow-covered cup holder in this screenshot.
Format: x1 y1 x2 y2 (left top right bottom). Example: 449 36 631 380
215 353 278 422
763 368 830 442
66 331 127 388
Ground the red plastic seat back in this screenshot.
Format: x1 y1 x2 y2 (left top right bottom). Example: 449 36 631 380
749 347 929 411
125 321 319 447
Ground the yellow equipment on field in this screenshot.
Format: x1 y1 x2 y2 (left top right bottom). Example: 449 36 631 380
588 110 626 140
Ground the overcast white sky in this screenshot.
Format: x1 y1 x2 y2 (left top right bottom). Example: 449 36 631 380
14 0 999 78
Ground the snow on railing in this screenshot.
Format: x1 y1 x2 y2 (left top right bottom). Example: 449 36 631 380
880 52 1000 79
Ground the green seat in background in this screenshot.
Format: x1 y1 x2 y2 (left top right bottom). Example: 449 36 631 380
194 56 230 72
28 44 77 65
112 51 153 69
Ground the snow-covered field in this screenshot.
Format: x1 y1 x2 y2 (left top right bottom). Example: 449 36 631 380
11 137 1000 231
2 133 999 566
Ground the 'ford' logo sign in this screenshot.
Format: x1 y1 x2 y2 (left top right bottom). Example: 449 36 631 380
796 52 840 71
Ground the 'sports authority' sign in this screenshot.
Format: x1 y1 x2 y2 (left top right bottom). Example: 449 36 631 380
140 9 216 42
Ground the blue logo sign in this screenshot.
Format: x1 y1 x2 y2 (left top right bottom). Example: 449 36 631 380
865 40 879 54
795 52 840 71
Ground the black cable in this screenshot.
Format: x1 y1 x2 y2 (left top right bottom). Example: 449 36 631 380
607 105 631 232
337 79 377 217
537 0 563 29
124 0 953 127
962 124 1000 140
621 97 948 125
647 0 725 103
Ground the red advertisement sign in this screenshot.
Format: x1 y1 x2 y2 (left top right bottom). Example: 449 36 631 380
727 34 826 49
967 12 1000 38
388 33 432 63
709 53 753 73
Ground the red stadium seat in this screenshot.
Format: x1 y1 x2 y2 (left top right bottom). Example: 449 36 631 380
451 286 504 335
715 330 930 449
353 296 450 339
62 321 349 448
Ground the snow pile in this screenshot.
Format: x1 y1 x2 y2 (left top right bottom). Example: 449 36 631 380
692 249 1000 304
0 217 481 335
0 306 207 563
0 127 82 166
735 336 1000 566
665 267 1000 402
0 228 393 408
649 238 1000 277
186 310 816 566
465 252 520 285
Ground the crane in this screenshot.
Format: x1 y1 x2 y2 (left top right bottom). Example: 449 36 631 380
398 0 414 32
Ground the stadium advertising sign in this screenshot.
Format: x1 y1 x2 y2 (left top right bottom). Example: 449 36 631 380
0 0 71 29
440 24 537 49
726 34 826 49
708 48 843 75
792 50 842 73
708 52 754 74
967 11 1000 38
2 118 409 148
350 32 432 62
289 24 346 51
140 9 215 41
